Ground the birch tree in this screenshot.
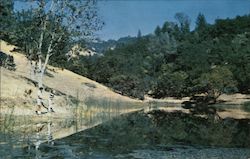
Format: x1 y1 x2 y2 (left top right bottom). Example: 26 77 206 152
19 0 103 107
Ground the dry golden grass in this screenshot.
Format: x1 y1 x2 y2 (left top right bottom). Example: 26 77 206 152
0 40 141 116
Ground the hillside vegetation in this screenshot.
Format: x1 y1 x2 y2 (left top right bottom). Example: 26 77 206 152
76 14 250 100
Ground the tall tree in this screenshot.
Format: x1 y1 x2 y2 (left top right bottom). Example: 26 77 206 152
195 13 208 32
154 25 161 36
174 12 191 34
161 21 176 35
18 0 103 107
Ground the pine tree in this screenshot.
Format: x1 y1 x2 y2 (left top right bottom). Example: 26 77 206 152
162 22 171 33
174 12 191 34
154 25 161 36
195 13 208 32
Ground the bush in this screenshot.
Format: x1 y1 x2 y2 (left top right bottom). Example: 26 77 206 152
0 51 16 71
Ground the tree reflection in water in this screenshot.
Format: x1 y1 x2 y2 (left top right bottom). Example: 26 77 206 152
33 121 54 158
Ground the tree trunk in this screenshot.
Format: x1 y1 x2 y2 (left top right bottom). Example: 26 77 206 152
29 61 35 81
35 0 56 110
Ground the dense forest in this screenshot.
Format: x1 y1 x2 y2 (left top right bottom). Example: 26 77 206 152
1 1 250 100
72 13 250 100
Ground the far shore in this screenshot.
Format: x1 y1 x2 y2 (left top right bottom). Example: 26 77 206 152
144 93 250 105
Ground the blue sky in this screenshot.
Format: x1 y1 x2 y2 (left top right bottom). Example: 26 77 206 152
96 0 250 40
14 0 250 41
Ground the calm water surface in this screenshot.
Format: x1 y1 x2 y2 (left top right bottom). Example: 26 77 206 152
0 103 250 159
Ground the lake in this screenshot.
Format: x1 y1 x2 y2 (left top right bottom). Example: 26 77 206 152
0 102 250 159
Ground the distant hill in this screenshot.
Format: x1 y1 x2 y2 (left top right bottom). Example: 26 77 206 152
87 36 138 54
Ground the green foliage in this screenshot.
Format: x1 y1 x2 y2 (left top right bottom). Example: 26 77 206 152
174 12 191 35
0 0 15 41
79 14 250 99
109 75 144 99
152 69 188 98
154 25 161 36
197 66 237 98
195 13 208 32
229 32 250 92
85 38 150 99
0 51 16 71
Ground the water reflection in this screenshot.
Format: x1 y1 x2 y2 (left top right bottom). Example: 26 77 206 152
33 109 250 159
31 121 54 159
0 99 144 158
1 102 250 158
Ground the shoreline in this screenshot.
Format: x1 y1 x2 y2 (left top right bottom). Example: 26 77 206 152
1 93 250 117
144 93 250 105
1 95 250 120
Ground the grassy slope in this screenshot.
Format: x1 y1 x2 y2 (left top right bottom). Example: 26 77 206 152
0 40 141 116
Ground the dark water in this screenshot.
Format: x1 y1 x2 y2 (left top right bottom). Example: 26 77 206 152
1 104 250 159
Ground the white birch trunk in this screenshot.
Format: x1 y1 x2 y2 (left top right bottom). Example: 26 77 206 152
37 18 46 89
36 0 55 107
29 61 35 81
48 87 55 113
37 35 45 107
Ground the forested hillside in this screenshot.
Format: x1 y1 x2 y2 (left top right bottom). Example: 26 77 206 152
81 14 250 100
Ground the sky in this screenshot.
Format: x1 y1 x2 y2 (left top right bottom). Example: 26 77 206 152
14 0 250 41
96 0 250 40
